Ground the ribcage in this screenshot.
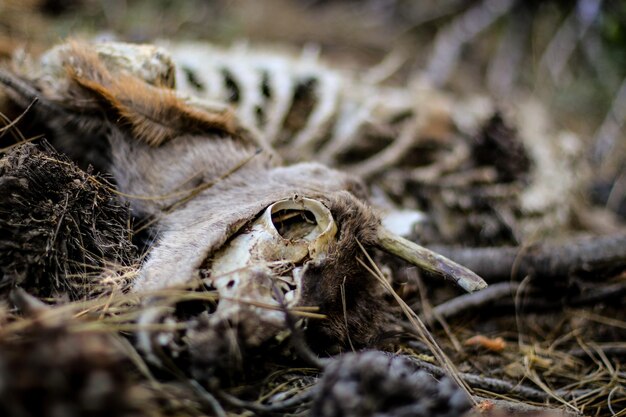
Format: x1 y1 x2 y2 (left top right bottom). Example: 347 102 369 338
163 42 472 181
158 42 583 246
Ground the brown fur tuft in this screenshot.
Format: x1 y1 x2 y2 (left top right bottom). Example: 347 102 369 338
300 192 387 351
62 43 239 146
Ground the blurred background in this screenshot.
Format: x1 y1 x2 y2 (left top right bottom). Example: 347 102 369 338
1 0 625 219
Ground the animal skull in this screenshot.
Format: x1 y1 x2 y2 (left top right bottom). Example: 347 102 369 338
208 197 337 345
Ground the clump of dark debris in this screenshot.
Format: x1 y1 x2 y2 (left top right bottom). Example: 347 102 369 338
0 141 136 298
0 313 146 417
310 350 471 417
471 113 531 184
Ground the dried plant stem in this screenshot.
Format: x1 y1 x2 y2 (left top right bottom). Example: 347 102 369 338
218 385 317 414
356 239 476 405
405 356 587 404
0 97 37 136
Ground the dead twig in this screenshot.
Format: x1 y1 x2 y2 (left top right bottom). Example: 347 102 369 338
217 386 317 415
152 342 228 417
0 69 67 116
592 76 626 172
0 98 37 138
539 0 602 84
404 355 587 403
432 282 519 319
429 234 626 282
487 281 626 311
424 0 515 87
486 3 529 97
356 240 476 404
568 343 626 358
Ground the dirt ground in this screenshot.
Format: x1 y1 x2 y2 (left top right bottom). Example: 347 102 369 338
0 1 625 416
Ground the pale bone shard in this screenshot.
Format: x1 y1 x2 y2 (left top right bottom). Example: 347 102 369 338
515 98 587 239
377 228 486 293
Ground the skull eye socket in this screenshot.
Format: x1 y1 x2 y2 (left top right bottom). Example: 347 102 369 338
265 199 334 245
271 209 317 240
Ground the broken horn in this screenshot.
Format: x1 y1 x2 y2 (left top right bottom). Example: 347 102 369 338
376 227 487 293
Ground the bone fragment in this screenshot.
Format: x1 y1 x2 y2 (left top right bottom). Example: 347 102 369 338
376 227 487 293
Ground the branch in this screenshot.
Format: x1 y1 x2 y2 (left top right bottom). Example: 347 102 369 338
428 234 626 282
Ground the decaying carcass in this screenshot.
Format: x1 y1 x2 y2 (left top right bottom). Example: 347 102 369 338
0 42 486 369
159 42 586 246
